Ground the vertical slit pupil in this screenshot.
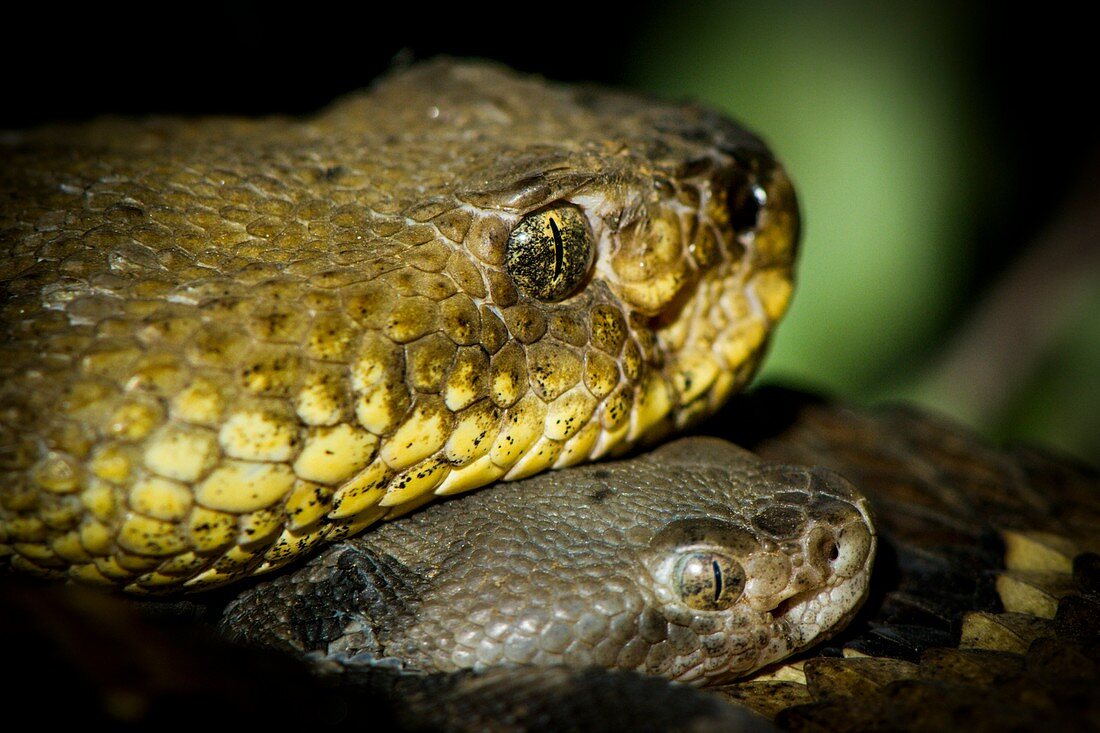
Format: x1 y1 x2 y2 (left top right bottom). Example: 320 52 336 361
549 216 564 279
712 559 723 602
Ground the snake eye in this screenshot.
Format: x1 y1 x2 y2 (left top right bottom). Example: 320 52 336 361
674 551 745 611
505 202 594 301
727 179 766 233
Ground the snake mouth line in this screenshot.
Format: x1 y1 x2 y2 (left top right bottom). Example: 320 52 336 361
770 562 873 656
768 587 819 622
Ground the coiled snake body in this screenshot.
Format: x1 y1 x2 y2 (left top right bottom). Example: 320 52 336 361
0 59 797 590
2 61 1097 729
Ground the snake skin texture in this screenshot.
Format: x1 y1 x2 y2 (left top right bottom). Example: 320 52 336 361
221 438 875 686
3 393 1095 731
0 59 799 590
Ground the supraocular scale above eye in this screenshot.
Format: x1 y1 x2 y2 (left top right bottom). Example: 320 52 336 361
504 202 594 301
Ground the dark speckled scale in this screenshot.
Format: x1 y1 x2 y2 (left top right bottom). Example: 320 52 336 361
223 437 875 685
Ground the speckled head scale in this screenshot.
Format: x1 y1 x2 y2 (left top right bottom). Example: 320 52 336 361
0 59 799 589
224 438 874 686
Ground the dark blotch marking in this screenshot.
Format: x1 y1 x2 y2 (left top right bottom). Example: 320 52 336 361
589 487 612 503
753 505 805 539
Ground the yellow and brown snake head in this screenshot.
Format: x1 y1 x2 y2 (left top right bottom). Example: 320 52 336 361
0 59 799 590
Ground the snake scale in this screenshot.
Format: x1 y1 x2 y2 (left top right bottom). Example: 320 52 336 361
0 58 797 591
2 59 1098 731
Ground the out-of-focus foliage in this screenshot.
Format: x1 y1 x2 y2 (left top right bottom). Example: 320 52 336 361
629 1 1098 462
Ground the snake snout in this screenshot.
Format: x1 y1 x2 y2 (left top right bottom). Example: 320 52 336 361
804 506 875 581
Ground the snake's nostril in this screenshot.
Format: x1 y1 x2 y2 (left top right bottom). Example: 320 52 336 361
727 178 765 233
806 527 839 573
829 520 874 579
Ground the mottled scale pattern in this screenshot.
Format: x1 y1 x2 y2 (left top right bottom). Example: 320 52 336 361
712 388 1100 730
223 438 875 686
0 60 798 589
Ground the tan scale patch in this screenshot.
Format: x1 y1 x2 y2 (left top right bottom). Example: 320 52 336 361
304 311 358 361
88 443 135 484
117 514 189 556
328 461 391 519
169 377 226 427
78 520 114 555
593 412 631 460
106 399 163 441
600 386 633 431
444 401 501 466
379 459 449 506
295 370 346 426
380 398 451 470
443 347 489 411
129 476 193 521
144 425 219 482
81 480 119 523
489 342 527 409
238 505 284 547
589 305 627 354
261 523 332 568
382 296 440 344
543 387 597 441
218 409 300 462
490 395 546 468
238 344 301 397
753 269 795 322
707 371 737 412
212 544 261 574
136 571 189 588
284 481 333 531
30 453 82 494
13 542 55 563
504 435 563 480
716 319 767 370
69 563 114 586
293 424 379 484
631 375 673 440
526 343 582 401
187 506 238 552
156 551 211 577
195 461 295 513
671 351 721 405
435 454 507 496
51 531 91 563
38 500 83 531
406 333 457 393
355 380 410 436
115 551 168 575
327 505 388 543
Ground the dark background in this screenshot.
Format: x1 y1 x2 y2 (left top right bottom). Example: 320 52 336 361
5 1 1098 460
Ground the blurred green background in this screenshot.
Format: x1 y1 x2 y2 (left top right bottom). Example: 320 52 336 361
627 2 1099 462
7 1 1098 461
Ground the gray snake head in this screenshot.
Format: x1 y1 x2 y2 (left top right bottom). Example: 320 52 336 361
224 437 875 685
